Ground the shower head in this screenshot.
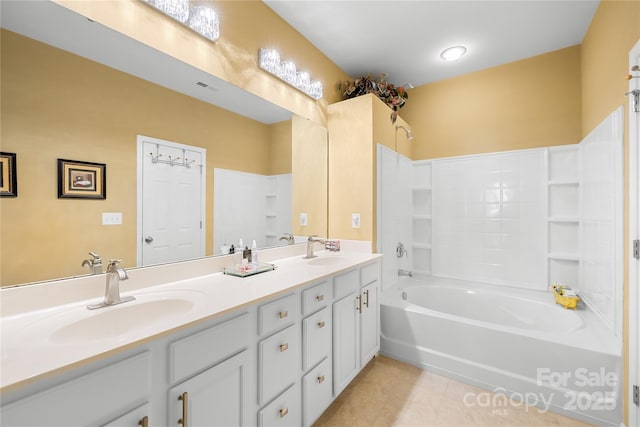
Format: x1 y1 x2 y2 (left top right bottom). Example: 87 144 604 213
396 125 414 140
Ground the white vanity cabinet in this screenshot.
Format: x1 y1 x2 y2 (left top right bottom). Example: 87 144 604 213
1 254 382 427
1 352 151 427
167 312 251 427
332 262 380 397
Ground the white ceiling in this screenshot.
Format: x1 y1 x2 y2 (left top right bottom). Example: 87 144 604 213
264 0 600 87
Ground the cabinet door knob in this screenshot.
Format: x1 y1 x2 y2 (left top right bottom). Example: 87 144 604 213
138 416 149 427
279 310 288 319
317 320 325 328
178 392 189 427
279 407 289 418
317 374 325 384
315 294 324 302
279 343 289 352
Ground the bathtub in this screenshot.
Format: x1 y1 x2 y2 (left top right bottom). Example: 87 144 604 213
380 277 622 426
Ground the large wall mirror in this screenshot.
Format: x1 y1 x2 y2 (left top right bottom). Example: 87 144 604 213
0 1 328 287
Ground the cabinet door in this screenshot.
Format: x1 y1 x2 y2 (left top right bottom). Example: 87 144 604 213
169 350 248 427
259 324 299 404
102 404 149 427
360 281 379 366
332 292 359 397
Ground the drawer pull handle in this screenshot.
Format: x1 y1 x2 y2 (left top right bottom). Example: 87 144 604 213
279 343 289 352
364 289 370 308
315 294 324 302
139 416 149 427
317 374 325 384
178 392 189 427
279 310 288 319
279 408 289 418
317 320 325 328
356 295 361 312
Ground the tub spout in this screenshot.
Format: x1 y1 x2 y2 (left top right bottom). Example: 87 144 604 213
398 269 413 277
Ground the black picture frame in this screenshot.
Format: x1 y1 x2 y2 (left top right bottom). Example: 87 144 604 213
0 152 18 198
57 158 106 199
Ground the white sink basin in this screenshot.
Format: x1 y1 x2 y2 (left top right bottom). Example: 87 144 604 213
50 297 195 344
307 256 348 266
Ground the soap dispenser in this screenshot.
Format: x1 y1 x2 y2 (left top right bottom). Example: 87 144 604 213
251 240 258 264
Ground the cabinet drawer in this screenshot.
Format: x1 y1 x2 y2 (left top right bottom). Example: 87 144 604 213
258 383 300 427
259 293 296 337
333 269 358 300
259 324 299 404
360 262 379 286
302 306 331 371
301 281 331 316
302 357 332 427
1 352 150 427
170 312 249 384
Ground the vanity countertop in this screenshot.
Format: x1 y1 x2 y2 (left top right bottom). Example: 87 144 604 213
0 250 380 391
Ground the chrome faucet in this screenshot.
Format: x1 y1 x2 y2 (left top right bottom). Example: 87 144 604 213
87 259 135 310
81 252 103 275
398 269 413 277
279 233 295 245
305 235 326 259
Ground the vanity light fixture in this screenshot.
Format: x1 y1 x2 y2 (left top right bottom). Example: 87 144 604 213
440 45 467 62
258 48 323 100
143 0 220 42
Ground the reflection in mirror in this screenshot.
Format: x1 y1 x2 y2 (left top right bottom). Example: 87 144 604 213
0 2 327 287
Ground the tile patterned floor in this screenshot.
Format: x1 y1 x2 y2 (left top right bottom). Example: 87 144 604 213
313 355 594 427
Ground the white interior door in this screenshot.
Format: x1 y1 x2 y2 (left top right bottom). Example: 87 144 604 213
137 135 205 266
628 39 640 427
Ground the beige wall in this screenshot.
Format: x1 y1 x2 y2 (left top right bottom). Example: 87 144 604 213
403 45 583 160
0 30 281 286
580 2 640 424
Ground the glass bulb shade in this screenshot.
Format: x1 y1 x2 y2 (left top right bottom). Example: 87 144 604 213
189 6 219 41
295 71 310 92
154 0 189 23
309 80 323 100
259 49 281 74
440 45 467 62
279 61 297 85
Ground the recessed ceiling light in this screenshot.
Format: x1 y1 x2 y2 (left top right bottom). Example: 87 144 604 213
440 45 467 62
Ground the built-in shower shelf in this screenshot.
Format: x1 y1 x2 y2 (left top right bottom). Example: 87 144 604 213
548 180 580 186
412 214 432 220
548 253 580 261
547 217 579 223
412 243 432 249
412 186 431 191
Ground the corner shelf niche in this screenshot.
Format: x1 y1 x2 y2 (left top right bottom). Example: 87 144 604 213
547 146 580 287
411 161 432 275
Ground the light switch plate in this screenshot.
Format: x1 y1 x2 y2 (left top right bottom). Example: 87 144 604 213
102 212 122 225
299 212 308 226
351 213 361 229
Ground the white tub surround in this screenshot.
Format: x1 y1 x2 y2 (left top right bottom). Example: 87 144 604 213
380 277 622 427
1 244 381 427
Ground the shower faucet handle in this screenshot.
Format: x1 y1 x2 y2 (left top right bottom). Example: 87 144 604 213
396 242 408 258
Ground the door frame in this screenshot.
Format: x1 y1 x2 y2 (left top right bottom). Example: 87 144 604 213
628 39 640 427
136 134 206 266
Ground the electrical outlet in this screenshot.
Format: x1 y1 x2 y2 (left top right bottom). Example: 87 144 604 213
351 213 361 229
102 212 122 225
299 212 308 226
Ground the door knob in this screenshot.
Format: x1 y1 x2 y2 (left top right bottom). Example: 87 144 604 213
144 236 154 244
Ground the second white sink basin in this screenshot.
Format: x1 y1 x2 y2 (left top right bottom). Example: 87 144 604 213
50 297 195 344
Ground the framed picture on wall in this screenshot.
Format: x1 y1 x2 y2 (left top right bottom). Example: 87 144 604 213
57 159 106 199
0 152 17 197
